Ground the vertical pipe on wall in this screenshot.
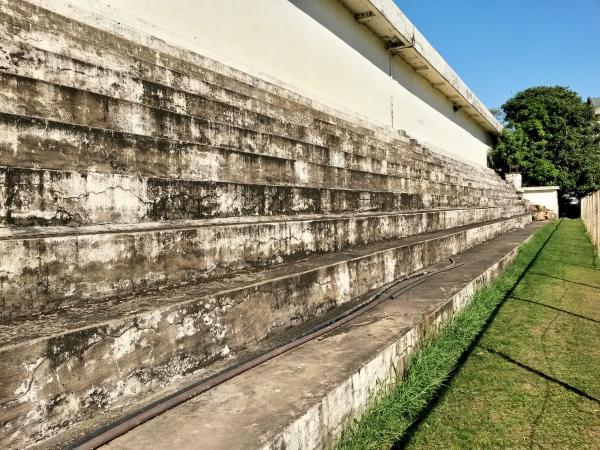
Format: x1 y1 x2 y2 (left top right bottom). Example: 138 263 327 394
388 53 394 129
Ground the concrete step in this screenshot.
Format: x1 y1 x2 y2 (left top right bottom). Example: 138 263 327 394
0 210 528 318
0 3 426 162
0 111 519 205
0 0 368 139
0 72 517 195
0 163 522 229
0 110 523 229
0 215 531 448
0 7 511 189
95 223 544 450
0 165 524 228
0 76 516 201
2 165 526 227
0 38 442 183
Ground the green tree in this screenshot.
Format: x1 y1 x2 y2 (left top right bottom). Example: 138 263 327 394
489 107 505 125
489 86 600 198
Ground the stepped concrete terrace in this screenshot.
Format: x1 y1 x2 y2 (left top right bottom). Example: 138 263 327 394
0 0 529 447
100 224 545 450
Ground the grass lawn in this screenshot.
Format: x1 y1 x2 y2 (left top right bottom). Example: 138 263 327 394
337 219 600 450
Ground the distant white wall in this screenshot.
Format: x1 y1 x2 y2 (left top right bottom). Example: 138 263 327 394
35 0 494 166
521 187 560 216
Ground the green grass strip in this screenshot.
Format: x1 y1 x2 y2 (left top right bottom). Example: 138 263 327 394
335 222 558 450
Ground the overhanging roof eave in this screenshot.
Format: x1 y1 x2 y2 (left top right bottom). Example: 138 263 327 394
338 0 502 135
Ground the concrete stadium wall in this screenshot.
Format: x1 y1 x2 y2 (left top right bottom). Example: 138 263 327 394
582 191 600 252
31 0 494 166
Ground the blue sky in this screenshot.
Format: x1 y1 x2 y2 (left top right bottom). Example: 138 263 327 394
395 0 600 110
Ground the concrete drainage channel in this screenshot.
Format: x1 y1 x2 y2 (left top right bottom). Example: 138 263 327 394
71 259 462 449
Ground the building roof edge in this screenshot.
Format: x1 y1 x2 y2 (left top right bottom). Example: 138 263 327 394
340 0 502 134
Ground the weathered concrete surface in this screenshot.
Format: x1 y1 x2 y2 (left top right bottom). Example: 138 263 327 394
99 223 544 450
0 1 530 448
0 69 521 228
0 161 520 227
0 3 521 228
0 216 530 447
0 165 520 227
0 138 519 229
0 70 503 193
0 211 527 318
21 0 497 165
0 2 502 164
0 24 499 178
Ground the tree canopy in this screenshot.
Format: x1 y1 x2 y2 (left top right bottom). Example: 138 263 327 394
489 86 600 198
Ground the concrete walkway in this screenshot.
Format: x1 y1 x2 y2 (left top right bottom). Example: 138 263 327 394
404 219 600 449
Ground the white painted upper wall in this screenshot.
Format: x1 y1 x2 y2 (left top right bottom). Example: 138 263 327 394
33 0 496 166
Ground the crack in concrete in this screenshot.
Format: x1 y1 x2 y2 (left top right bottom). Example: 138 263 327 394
58 185 153 206
4 356 48 406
